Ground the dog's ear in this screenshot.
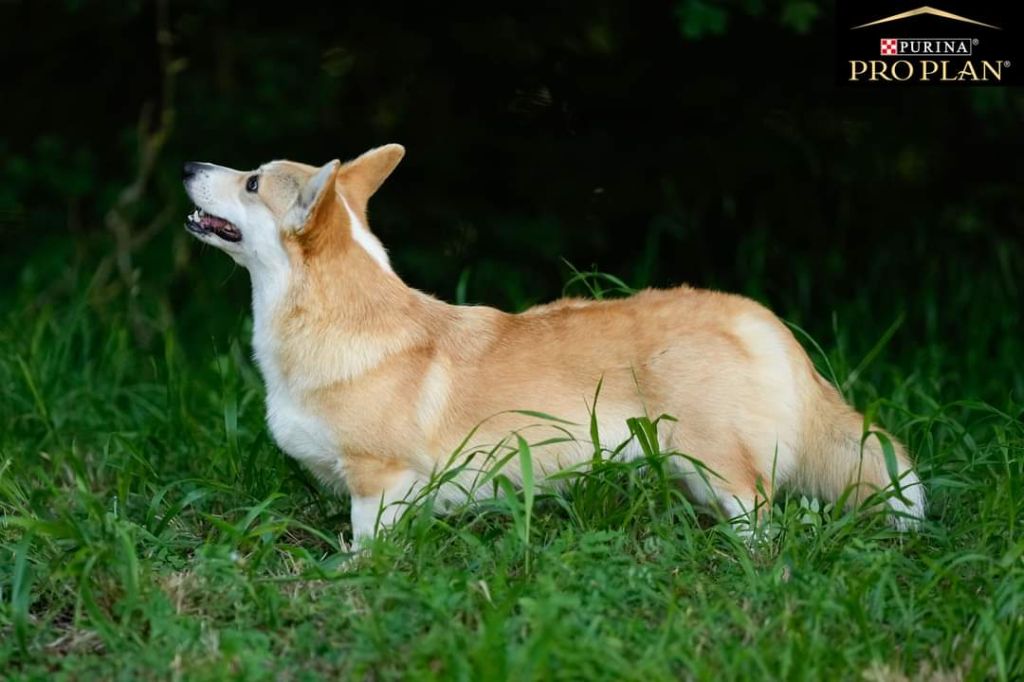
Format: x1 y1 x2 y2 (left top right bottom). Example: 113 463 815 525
337 144 405 214
291 159 341 230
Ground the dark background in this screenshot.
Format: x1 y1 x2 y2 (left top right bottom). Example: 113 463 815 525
2 0 1021 398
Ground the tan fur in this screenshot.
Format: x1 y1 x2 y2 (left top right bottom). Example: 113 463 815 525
182 145 926 543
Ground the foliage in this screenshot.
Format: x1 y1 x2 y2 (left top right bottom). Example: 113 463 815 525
0 260 1022 678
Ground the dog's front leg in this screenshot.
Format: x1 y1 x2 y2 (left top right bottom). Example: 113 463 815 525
347 467 424 550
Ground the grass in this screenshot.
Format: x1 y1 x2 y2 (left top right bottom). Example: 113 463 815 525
1 249 1022 681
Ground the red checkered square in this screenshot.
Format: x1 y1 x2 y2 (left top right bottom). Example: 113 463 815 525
880 38 899 56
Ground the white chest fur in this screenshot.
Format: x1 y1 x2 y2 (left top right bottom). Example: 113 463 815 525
263 380 341 485
249 263 343 488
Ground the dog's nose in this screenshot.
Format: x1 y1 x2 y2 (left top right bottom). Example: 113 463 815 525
182 162 201 181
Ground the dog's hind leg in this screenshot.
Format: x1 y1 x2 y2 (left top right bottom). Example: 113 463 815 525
669 437 774 536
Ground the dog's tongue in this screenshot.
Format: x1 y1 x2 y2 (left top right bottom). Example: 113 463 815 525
201 214 230 229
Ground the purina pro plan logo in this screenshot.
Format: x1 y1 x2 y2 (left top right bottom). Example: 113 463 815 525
837 2 1022 86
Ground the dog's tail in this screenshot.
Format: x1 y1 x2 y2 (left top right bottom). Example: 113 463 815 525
794 375 925 529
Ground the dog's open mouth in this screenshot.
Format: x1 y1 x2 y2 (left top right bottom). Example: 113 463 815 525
185 208 242 242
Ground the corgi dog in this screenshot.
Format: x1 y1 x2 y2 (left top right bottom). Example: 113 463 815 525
182 144 925 545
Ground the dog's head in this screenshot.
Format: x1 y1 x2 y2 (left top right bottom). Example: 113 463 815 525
181 144 404 268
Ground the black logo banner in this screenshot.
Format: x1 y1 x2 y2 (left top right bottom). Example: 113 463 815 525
837 1 1022 86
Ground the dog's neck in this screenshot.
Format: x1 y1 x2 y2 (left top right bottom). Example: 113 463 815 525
247 212 435 395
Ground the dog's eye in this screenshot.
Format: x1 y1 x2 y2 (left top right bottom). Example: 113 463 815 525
246 175 259 193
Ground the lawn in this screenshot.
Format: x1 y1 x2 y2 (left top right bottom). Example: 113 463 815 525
1 251 1022 681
